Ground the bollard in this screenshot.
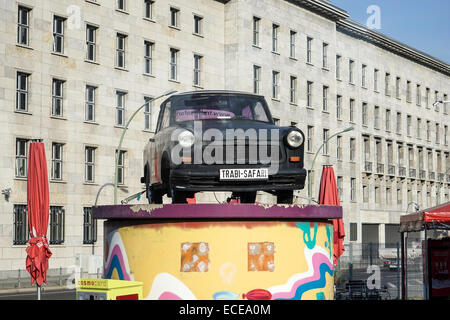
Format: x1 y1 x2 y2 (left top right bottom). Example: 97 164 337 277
18 269 21 288
59 267 62 286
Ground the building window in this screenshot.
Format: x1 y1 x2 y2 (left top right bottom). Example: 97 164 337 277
144 0 154 19
253 65 261 94
307 37 313 63
16 72 30 112
349 98 355 122
336 95 342 120
336 135 342 160
349 59 354 84
374 105 380 129
425 88 430 108
307 125 313 152
435 91 440 111
396 77 401 99
336 55 341 79
272 71 279 100
17 6 30 46
350 138 355 161
144 41 153 74
322 86 328 111
290 76 297 104
396 112 402 134
374 68 379 91
252 16 260 47
53 16 65 54
407 115 412 136
350 223 357 241
362 102 368 126
170 7 180 28
13 205 28 245
193 54 202 86
170 48 179 81
85 146 95 183
117 0 126 10
15 138 28 178
116 33 127 68
322 43 328 68
337 176 343 201
386 109 391 131
416 84 421 106
116 150 126 185
385 73 390 96
116 91 126 126
86 25 97 62
272 24 279 53
51 143 63 180
363 185 369 203
290 30 296 58
144 96 153 130
52 79 64 117
306 81 313 107
436 123 440 144
85 85 96 122
426 120 431 141
323 129 329 155
83 207 97 245
350 178 356 201
417 118 421 138
406 81 412 102
49 206 64 245
445 125 448 145
193 15 203 36
361 64 366 87
443 94 448 114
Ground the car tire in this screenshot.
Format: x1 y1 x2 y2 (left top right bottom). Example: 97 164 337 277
171 188 189 204
232 192 257 203
277 190 294 204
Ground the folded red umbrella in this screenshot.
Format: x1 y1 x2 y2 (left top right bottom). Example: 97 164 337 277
26 142 52 286
318 166 345 266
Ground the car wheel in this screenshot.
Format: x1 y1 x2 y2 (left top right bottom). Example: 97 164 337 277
171 188 189 204
277 190 294 204
232 192 257 203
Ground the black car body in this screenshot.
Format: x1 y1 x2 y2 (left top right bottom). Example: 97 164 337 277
142 91 307 203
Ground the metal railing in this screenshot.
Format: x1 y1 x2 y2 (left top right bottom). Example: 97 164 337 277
376 163 384 174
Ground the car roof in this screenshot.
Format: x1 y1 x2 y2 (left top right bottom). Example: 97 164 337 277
170 90 264 99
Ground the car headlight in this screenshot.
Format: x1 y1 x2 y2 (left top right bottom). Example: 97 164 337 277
178 130 195 148
286 130 303 148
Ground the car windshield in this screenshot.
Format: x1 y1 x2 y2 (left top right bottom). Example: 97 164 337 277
170 94 272 124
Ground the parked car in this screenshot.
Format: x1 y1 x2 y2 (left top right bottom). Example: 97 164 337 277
142 90 307 203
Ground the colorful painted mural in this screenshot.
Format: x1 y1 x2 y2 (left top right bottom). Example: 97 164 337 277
104 220 335 300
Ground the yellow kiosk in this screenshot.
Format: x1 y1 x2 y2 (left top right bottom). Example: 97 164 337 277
76 278 143 300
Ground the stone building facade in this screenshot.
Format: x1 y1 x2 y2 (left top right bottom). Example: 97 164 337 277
0 0 448 272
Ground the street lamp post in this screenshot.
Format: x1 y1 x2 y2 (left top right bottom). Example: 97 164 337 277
307 126 354 204
114 89 177 204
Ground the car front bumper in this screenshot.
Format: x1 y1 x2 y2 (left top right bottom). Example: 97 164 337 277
170 165 307 192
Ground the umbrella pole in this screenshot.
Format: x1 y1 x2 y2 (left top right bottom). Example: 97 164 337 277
37 284 41 300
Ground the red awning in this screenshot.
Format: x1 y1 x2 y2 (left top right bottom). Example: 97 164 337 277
318 166 345 266
400 202 450 232
26 142 52 286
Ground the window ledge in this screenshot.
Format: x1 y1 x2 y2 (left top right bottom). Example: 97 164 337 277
252 45 262 50
306 62 314 67
306 106 315 111
169 25 181 31
115 9 129 15
143 129 155 134
289 57 298 61
50 116 67 120
143 17 156 23
193 85 204 89
143 73 155 78
322 67 330 72
84 121 99 125
374 90 380 94
51 52 68 58
14 177 28 182
14 110 32 116
169 79 180 84
322 110 330 114
336 78 342 82
193 33 204 38
84 59 99 65
86 0 100 5
50 179 67 184
289 102 298 107
349 82 355 86
271 51 280 56
83 182 99 186
361 86 367 90
115 66 129 72
16 44 33 50
114 125 125 129
271 98 281 102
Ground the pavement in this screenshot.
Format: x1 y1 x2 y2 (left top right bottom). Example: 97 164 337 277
0 286 76 300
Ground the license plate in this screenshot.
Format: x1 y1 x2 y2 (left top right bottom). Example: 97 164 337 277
219 168 268 180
